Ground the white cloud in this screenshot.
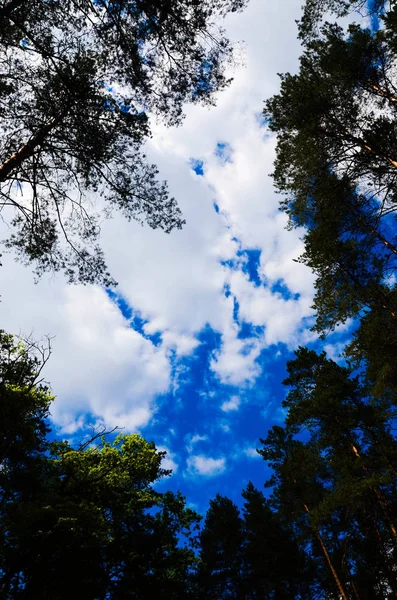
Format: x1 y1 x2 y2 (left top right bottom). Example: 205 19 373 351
242 447 260 459
0 0 314 431
229 443 262 462
0 267 170 432
219 422 231 433
185 434 208 453
324 341 348 363
190 434 208 445
187 454 227 477
221 395 241 412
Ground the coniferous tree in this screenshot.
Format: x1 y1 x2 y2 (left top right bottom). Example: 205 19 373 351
265 19 397 334
258 347 397 599
241 481 307 600
298 0 386 40
259 426 350 600
261 3 397 597
0 0 248 284
283 348 397 595
198 494 244 599
346 303 397 403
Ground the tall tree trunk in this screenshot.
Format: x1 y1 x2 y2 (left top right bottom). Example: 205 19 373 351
303 503 350 600
373 486 397 544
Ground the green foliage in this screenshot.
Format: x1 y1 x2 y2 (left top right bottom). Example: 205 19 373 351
0 330 52 466
0 0 248 284
197 486 308 599
259 347 397 599
241 482 306 599
346 299 397 401
266 21 397 207
261 3 397 596
198 494 244 599
5 2 397 598
265 20 397 334
5 434 201 599
0 331 200 599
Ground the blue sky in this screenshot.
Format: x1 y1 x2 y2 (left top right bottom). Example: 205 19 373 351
0 0 361 514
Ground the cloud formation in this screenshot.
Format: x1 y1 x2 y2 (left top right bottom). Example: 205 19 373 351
221 396 241 412
0 0 313 438
187 455 227 477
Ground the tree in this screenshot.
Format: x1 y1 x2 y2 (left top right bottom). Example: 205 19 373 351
241 481 306 600
0 329 52 468
0 331 200 599
265 20 397 224
263 347 397 599
260 5 397 597
346 304 397 401
293 174 397 334
259 425 350 600
0 0 248 285
298 0 387 40
3 434 200 599
196 484 312 600
265 21 397 333
198 494 244 599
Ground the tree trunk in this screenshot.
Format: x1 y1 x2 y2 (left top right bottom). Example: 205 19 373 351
303 503 350 600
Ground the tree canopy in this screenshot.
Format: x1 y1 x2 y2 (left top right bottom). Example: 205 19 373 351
264 18 397 334
0 0 247 285
0 330 201 599
261 3 397 595
4 0 397 598
298 0 387 40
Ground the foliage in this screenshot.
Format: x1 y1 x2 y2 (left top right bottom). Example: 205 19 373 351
259 348 397 599
264 19 397 333
260 3 397 596
5 1 397 598
197 486 307 599
0 330 52 466
0 331 200 599
0 0 247 284
298 0 386 40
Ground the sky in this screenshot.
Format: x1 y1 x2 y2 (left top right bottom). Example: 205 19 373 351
0 0 356 514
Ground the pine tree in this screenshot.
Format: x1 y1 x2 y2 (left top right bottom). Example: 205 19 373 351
265 22 397 334
241 481 306 599
0 0 248 284
198 494 244 599
277 348 397 598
